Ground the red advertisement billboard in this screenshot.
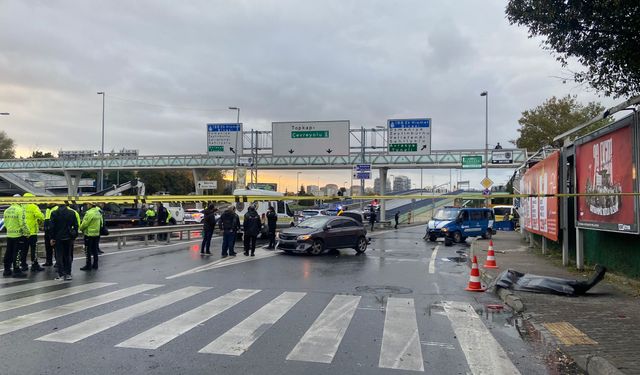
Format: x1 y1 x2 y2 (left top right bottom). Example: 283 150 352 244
576 122 638 233
520 151 560 241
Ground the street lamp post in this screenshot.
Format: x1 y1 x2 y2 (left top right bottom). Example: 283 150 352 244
97 92 106 191
481 91 489 206
296 172 302 194
228 106 240 190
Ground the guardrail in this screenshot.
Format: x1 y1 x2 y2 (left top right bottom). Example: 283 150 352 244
0 224 205 258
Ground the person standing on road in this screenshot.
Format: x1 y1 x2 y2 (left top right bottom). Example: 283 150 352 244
43 203 58 266
143 205 156 227
369 209 377 231
243 206 261 256
200 204 217 255
266 206 277 249
79 203 102 271
218 206 239 258
22 193 45 272
50 204 79 281
157 203 169 240
394 211 399 230
2 195 29 278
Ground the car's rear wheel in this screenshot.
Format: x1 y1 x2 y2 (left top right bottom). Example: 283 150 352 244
355 237 367 253
453 231 463 243
308 239 324 255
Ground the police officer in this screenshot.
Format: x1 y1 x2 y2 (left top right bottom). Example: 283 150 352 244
21 193 45 271
144 205 156 226
43 203 57 266
2 194 29 277
266 206 277 249
79 203 102 271
243 206 261 256
157 203 169 240
218 206 239 257
50 203 79 281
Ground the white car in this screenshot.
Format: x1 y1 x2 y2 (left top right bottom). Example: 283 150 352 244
183 208 205 224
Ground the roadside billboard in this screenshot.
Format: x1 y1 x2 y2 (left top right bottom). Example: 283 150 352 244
575 116 638 233
520 151 559 241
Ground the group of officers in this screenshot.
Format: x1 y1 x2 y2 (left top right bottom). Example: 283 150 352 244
2 194 104 281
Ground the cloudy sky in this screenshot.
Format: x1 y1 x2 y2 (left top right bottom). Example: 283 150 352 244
0 0 616 192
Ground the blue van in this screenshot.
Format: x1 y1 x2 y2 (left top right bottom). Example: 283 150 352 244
425 207 495 246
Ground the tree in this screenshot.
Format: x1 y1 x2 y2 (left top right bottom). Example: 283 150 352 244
511 95 609 152
31 150 54 158
506 0 640 98
0 131 15 159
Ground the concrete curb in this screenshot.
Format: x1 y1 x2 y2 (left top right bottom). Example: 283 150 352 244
470 238 626 375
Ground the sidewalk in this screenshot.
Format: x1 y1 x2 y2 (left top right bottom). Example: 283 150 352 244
471 231 640 375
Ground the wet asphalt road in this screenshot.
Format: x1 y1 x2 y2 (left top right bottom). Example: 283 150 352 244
0 226 549 374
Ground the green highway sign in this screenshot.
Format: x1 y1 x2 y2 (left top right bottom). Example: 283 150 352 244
389 143 418 152
462 155 483 169
291 130 329 138
208 145 224 152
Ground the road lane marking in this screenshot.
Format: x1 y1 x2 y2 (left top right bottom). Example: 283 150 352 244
199 291 306 356
287 295 361 363
166 249 280 279
443 301 521 375
379 297 424 372
0 284 162 336
0 280 60 296
0 282 115 313
428 245 439 274
37 286 209 343
0 278 28 285
116 289 260 350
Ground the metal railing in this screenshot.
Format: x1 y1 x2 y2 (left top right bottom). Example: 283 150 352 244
0 224 205 257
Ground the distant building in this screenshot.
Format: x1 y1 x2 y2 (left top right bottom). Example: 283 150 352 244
374 178 392 194
324 183 339 196
393 176 411 192
306 185 321 196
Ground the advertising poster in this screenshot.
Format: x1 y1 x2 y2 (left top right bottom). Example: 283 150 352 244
521 151 559 241
576 123 638 233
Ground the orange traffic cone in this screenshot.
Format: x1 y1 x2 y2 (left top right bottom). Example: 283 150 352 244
483 240 499 269
465 256 485 292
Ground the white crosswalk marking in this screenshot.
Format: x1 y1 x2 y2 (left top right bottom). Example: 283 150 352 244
116 289 260 350
443 301 521 375
166 249 280 279
0 280 59 296
0 282 115 313
0 278 27 285
286 294 360 363
0 284 162 336
379 297 424 372
37 286 210 343
199 291 306 356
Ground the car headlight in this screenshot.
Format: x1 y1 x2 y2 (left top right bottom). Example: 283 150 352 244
296 234 312 241
441 228 448 232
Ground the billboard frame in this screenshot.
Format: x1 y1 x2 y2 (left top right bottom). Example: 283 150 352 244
574 113 639 234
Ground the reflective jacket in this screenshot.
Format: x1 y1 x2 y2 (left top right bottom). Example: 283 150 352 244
3 204 28 238
80 206 102 237
24 203 44 236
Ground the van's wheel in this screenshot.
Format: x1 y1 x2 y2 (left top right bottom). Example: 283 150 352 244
482 230 492 240
429 235 437 242
355 237 367 254
444 237 453 247
308 240 324 255
453 231 463 243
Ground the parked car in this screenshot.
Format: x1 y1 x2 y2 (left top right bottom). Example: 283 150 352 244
184 208 205 224
277 216 367 255
294 209 326 224
425 207 495 246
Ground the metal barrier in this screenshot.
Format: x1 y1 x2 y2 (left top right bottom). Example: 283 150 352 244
0 224 205 257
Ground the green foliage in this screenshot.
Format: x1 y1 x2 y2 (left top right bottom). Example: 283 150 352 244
506 0 640 98
0 131 15 159
31 150 54 158
511 95 609 152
